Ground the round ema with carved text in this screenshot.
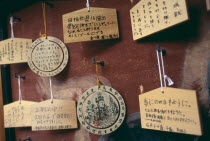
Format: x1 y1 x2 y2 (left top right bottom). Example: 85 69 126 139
77 85 126 135
27 36 69 77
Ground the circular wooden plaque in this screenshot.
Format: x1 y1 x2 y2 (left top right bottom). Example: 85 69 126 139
27 36 69 77
77 85 126 135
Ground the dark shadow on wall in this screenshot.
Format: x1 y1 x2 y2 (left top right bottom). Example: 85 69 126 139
98 112 209 141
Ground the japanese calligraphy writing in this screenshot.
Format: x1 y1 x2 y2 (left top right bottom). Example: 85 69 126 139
27 36 69 77
130 0 188 40
31 99 77 131
139 87 202 136
63 7 119 43
4 101 37 128
0 38 32 64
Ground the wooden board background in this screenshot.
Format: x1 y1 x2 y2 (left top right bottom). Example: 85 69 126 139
0 68 5 141
6 0 210 141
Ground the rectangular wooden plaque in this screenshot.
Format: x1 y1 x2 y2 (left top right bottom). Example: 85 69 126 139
31 99 77 131
63 7 119 43
4 100 37 128
130 0 189 40
0 38 32 64
139 87 202 136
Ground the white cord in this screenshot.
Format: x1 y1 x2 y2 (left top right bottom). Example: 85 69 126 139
10 16 14 39
164 75 174 86
86 0 90 11
18 77 22 104
156 50 164 93
156 48 174 93
160 51 166 87
49 77 53 103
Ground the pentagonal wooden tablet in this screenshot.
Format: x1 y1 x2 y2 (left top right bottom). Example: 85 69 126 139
31 99 77 131
130 0 189 40
27 36 69 77
4 100 37 128
139 87 202 136
63 7 119 43
0 38 32 64
77 85 126 135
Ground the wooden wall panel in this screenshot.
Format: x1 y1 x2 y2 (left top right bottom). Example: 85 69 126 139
7 0 209 141
0 68 5 141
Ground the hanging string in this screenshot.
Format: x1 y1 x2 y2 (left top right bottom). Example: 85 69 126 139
42 2 47 37
156 47 174 93
86 0 90 12
18 77 22 104
96 63 101 88
156 49 164 93
49 77 53 103
160 51 166 87
10 16 14 39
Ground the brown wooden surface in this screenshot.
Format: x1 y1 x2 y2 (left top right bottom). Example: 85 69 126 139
7 0 208 141
0 68 5 141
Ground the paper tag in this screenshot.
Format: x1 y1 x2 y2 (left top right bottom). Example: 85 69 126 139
139 87 202 136
0 38 32 64
62 7 119 43
31 99 77 131
130 0 189 40
4 100 37 128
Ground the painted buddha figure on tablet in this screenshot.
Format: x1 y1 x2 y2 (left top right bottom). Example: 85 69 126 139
84 91 119 128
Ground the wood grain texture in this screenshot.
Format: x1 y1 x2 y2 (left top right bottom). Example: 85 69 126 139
31 99 77 131
130 0 189 40
139 87 202 136
4 100 37 128
0 68 5 141
63 7 119 43
0 38 32 64
8 0 207 140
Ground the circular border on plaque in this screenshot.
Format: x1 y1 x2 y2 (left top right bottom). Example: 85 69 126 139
77 85 126 135
27 36 69 77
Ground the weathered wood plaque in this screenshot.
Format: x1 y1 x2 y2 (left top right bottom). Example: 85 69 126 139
130 0 189 40
27 36 69 77
4 100 37 128
31 99 77 131
0 38 32 64
77 85 126 135
63 7 119 43
139 87 202 136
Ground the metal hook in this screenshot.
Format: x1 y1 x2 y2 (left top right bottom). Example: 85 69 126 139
156 44 167 56
92 58 105 66
18 137 31 141
42 1 54 8
14 73 25 79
